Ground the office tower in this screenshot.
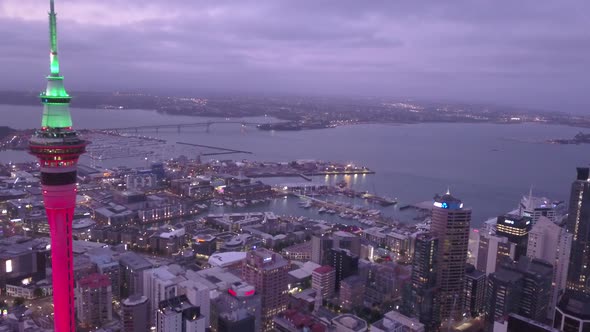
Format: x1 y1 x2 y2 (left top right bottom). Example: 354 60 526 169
339 275 366 311
506 313 559 332
156 295 206 332
527 216 573 319
328 248 359 291
476 232 516 275
122 295 149 332
242 248 289 332
333 230 361 257
75 273 113 329
27 1 88 330
567 167 590 294
312 265 336 299
143 265 187 325
519 191 562 224
214 282 261 332
464 264 486 318
496 214 532 260
554 290 590 332
430 192 471 322
410 233 440 331
486 258 553 326
311 234 333 265
119 252 153 298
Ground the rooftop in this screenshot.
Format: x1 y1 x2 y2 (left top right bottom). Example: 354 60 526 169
332 314 367 332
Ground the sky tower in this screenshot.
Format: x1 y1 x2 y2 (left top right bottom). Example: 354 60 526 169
28 0 87 331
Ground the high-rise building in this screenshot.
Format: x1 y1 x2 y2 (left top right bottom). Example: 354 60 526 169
554 290 590 332
496 214 532 261
485 258 553 326
213 282 261 332
519 191 563 224
476 232 516 275
567 167 590 294
339 275 366 310
463 264 486 318
506 313 559 332
28 1 88 330
143 265 187 325
527 216 573 319
333 230 361 257
121 295 149 332
312 265 336 300
328 248 359 291
242 248 289 332
311 235 333 265
119 252 152 298
156 295 206 332
409 233 440 331
430 192 471 322
75 273 113 329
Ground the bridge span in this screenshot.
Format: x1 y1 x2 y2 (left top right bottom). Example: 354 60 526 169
101 121 263 133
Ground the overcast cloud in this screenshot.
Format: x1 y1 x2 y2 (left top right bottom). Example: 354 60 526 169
1 0 589 112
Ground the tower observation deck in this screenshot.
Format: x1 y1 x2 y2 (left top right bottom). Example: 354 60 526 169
28 1 87 331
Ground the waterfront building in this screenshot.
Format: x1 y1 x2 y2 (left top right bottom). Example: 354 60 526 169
242 248 290 332
527 216 573 319
27 0 88 330
430 192 471 322
566 167 590 294
121 295 150 332
75 273 113 329
554 290 590 332
496 214 532 261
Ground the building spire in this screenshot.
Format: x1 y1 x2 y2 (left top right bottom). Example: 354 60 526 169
49 0 60 76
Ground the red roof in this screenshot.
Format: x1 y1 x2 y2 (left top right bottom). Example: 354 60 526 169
78 273 111 289
314 265 334 274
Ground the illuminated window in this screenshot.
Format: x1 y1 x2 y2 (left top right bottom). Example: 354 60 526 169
6 260 12 273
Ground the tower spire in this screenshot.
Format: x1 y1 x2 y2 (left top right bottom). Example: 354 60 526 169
49 0 59 76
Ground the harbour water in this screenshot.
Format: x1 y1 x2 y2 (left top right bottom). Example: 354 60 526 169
1 104 589 225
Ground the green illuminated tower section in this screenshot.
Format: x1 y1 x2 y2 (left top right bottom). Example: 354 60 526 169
41 0 73 129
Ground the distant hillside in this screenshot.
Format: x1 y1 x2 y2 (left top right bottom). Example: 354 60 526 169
0 126 14 139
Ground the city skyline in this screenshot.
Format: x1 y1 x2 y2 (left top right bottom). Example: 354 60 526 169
1 0 590 112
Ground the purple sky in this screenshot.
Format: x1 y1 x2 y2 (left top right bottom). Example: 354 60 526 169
2 0 589 112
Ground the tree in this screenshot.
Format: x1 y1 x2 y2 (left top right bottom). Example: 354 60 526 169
13 297 25 306
33 288 44 298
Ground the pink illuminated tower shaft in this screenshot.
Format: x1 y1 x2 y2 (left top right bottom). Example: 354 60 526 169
29 1 87 331
44 183 77 332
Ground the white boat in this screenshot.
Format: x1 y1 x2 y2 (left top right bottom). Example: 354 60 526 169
318 207 327 213
213 200 224 207
236 202 246 208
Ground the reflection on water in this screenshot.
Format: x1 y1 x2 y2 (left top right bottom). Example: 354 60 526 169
2 104 590 225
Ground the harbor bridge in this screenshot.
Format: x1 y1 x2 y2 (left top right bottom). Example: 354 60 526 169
101 121 264 133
